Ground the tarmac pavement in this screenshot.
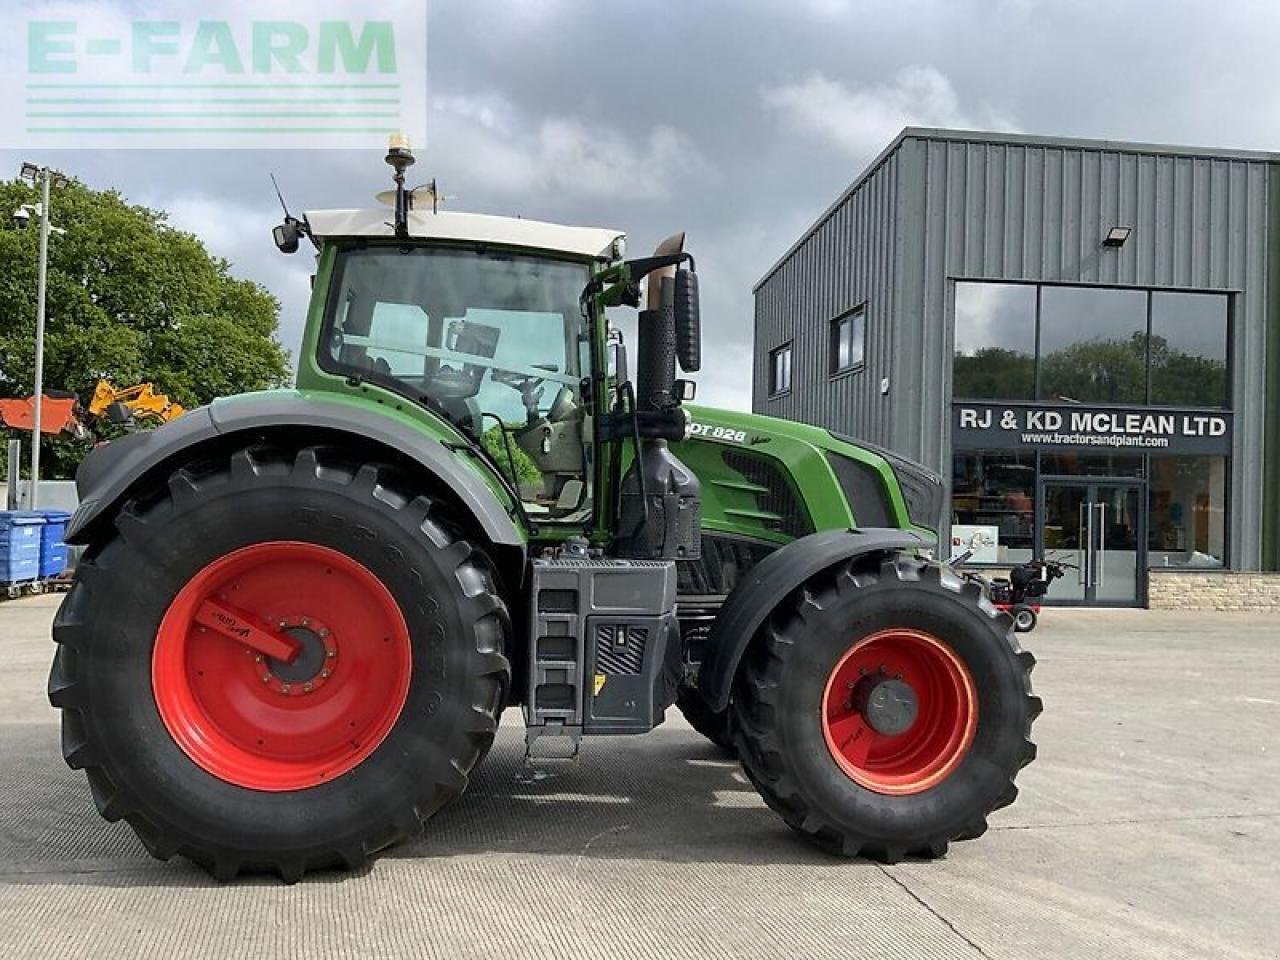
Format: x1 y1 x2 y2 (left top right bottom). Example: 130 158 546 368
0 594 1276 959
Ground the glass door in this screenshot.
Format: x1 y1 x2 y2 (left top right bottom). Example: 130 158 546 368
1039 480 1145 606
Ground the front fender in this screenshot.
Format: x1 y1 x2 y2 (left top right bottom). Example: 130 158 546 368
65 392 524 550
697 528 932 712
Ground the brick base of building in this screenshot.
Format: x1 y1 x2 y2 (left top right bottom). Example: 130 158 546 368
1147 570 1280 611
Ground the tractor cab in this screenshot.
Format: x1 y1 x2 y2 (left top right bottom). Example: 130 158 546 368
301 207 619 521
288 137 703 553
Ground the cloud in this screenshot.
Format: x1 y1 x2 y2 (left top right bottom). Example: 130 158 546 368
761 66 1017 160
433 94 707 200
146 191 312 363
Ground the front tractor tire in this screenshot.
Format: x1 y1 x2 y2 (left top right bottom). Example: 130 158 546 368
48 443 511 882
732 555 1039 862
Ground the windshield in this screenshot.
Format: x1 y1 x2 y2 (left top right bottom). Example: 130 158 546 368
321 244 594 518
325 245 589 421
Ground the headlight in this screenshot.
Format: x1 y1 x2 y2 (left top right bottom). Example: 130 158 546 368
890 455 945 531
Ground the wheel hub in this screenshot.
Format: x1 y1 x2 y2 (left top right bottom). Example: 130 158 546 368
260 618 337 694
851 672 918 736
821 628 978 796
152 541 412 792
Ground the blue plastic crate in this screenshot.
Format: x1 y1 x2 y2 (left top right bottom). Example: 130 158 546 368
37 509 71 578
0 512 45 584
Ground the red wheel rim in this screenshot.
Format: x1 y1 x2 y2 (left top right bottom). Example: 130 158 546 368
153 541 412 792
821 629 977 796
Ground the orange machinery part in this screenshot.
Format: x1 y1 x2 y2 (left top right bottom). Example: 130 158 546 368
0 395 80 434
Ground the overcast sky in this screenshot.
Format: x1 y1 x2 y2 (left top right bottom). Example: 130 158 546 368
2 0 1274 410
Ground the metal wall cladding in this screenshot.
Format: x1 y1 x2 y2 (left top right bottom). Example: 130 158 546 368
754 129 1272 569
752 147 901 449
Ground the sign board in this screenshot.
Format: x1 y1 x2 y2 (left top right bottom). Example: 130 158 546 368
1 1 427 149
951 402 1232 456
950 524 1000 564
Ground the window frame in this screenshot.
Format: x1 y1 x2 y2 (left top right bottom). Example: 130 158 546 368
950 279 1233 411
768 342 793 397
828 305 867 378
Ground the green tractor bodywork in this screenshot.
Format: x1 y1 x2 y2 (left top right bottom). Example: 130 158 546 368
52 145 1037 882
282 237 938 552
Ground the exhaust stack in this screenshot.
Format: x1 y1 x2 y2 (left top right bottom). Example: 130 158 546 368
615 234 703 562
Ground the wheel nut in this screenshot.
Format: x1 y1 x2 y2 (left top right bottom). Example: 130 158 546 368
303 683 313 692
321 669 330 679
318 628 329 639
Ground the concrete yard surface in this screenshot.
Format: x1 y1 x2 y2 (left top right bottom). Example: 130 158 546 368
0 595 1276 959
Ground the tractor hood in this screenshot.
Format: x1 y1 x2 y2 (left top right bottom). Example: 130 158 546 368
678 404 945 537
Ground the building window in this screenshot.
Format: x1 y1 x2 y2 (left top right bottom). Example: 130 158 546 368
953 283 1036 400
830 307 866 375
769 343 792 396
1148 455 1227 568
1149 292 1229 408
1039 286 1148 404
952 283 1231 408
950 449 1036 564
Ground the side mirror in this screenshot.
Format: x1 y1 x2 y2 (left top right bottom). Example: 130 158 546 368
273 220 301 254
673 267 700 373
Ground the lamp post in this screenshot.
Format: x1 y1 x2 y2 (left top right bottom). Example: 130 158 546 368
17 163 66 510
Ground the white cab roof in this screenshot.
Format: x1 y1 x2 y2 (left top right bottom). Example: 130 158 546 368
305 207 624 260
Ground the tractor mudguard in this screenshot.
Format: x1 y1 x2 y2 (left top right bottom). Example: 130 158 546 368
696 528 932 713
64 392 524 549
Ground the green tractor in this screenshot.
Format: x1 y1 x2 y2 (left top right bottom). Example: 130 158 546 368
48 140 1039 881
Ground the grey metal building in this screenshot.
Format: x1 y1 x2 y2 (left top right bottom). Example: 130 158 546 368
753 128 1280 606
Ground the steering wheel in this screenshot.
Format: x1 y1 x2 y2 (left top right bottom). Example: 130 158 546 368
491 367 552 421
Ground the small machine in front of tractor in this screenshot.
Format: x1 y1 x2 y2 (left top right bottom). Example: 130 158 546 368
48 139 1040 882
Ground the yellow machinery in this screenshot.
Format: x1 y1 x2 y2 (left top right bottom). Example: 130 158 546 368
87 381 185 425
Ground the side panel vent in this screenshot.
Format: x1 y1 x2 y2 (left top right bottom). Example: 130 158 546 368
720 450 812 538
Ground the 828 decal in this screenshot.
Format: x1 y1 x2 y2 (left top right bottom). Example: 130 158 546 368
689 422 747 443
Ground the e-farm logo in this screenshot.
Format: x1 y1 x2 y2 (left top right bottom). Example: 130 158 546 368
2 1 427 149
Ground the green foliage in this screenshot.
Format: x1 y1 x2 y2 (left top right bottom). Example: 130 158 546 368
1148 335 1227 406
952 347 1034 400
1039 332 1148 403
955 334 1227 406
0 178 289 478
481 425 541 488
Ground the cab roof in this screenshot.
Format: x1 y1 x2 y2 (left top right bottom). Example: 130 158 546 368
305 207 624 260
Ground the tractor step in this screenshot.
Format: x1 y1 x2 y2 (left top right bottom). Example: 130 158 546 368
524 555 677 746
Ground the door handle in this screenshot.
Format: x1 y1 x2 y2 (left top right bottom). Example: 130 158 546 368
1093 502 1106 588
1076 501 1087 585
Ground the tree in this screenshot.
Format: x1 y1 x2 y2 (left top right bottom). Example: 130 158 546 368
0 178 289 479
953 347 1035 400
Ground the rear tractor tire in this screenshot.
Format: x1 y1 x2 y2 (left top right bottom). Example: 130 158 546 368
49 443 511 882
732 554 1039 862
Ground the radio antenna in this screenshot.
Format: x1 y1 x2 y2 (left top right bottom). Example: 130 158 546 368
270 173 293 219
